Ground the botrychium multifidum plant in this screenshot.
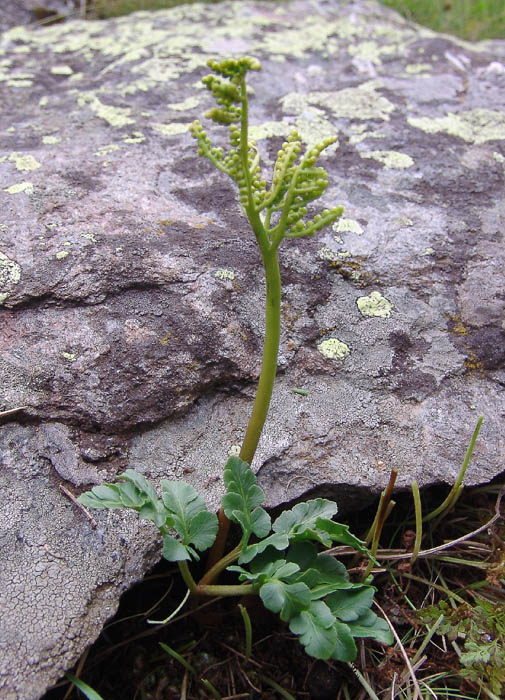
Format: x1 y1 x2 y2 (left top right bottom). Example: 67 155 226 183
78 56 393 663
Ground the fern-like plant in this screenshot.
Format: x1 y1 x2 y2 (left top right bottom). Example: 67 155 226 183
78 56 392 663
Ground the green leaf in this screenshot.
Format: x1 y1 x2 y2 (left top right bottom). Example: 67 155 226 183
159 481 218 556
138 500 171 529
260 580 311 622
237 500 342 565
116 481 148 509
78 484 123 510
78 471 172 527
326 587 375 622
274 500 338 538
187 510 218 551
161 481 206 540
161 481 207 521
118 469 160 504
315 518 369 552
285 540 318 569
297 554 354 599
238 534 289 564
162 534 191 562
331 621 357 662
346 609 394 645
228 555 299 585
289 601 338 660
221 457 271 545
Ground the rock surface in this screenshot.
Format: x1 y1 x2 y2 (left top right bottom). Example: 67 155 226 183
1 0 504 697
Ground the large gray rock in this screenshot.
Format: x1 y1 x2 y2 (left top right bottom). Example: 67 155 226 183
1 1 504 696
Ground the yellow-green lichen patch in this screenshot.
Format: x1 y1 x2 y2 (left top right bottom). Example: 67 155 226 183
405 63 432 74
318 247 339 262
357 291 392 318
123 131 145 144
408 109 505 144
55 250 69 260
94 143 121 157
6 78 33 87
0 252 22 293
42 135 61 145
259 16 342 58
281 82 396 123
152 123 190 136
348 124 385 145
81 233 97 243
493 151 504 164
168 96 200 111
9 153 41 172
333 218 363 236
215 268 235 281
361 150 414 169
50 65 73 76
61 352 76 361
348 40 400 66
249 121 293 142
77 93 135 128
39 96 49 107
4 181 34 195
317 338 350 360
294 115 339 152
421 247 435 256
394 216 414 227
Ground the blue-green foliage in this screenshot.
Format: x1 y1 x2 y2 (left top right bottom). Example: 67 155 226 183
78 471 218 561
79 458 392 661
225 458 392 661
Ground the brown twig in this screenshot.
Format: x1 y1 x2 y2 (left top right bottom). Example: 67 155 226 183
59 484 98 528
374 600 422 700
0 406 27 418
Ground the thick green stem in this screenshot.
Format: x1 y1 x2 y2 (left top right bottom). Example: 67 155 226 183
240 246 281 464
195 583 256 597
204 247 281 574
200 543 242 586
178 560 197 593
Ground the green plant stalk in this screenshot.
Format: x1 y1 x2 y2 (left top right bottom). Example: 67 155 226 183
200 543 242 586
204 248 280 574
363 468 397 578
238 603 253 661
178 561 197 594
410 480 423 565
181 551 257 597
195 583 256 597
423 415 483 524
240 248 281 463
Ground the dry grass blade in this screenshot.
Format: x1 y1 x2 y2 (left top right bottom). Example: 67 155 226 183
374 601 423 700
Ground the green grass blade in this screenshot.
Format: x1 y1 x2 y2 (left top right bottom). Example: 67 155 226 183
199 678 222 699
65 674 105 700
159 642 196 675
